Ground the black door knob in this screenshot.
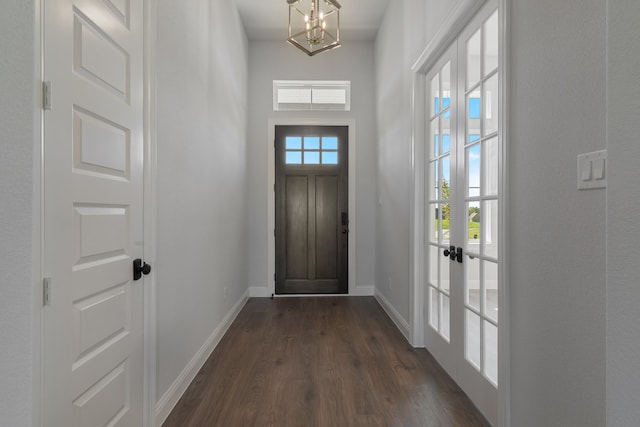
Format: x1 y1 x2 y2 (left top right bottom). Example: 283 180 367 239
133 258 152 281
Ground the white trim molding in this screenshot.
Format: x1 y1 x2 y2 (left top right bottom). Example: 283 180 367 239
267 118 357 297
155 290 249 426
374 291 410 342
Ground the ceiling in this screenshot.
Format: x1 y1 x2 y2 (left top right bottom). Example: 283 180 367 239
234 0 390 42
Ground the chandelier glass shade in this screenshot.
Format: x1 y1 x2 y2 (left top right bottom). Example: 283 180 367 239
287 0 341 56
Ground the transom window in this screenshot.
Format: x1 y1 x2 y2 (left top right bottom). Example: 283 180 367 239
285 136 339 165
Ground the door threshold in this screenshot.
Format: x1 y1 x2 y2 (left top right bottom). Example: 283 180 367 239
271 293 352 298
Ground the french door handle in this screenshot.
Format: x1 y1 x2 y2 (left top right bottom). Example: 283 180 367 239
443 246 463 263
133 258 151 281
443 245 456 261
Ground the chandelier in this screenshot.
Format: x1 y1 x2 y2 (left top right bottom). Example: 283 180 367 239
287 0 341 56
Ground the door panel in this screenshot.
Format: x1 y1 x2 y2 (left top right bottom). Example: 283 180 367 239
43 0 144 425
424 1 500 424
275 126 348 294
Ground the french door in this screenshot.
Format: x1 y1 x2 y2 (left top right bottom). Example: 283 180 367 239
424 2 501 424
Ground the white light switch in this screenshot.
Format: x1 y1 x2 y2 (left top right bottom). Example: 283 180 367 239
577 150 606 190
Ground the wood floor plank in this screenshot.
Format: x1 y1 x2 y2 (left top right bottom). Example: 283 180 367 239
162 297 490 427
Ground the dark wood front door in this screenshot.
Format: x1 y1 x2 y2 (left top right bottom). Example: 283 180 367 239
275 125 348 294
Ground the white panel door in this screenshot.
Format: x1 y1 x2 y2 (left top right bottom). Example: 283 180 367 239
43 0 145 425
424 1 500 424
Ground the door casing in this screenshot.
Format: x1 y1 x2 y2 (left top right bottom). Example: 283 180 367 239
266 118 357 297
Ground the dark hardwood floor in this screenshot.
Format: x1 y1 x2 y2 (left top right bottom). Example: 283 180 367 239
163 297 490 427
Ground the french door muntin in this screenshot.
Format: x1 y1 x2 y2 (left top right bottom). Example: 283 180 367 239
424 2 500 424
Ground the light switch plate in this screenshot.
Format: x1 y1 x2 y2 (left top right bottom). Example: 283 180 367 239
577 150 607 190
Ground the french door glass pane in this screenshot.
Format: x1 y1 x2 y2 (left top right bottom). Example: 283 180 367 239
483 74 499 136
440 203 451 244
429 203 438 243
441 249 450 293
430 160 439 200
431 73 440 116
483 199 498 258
484 320 498 385
431 117 440 157
483 10 499 76
466 255 481 311
484 137 499 196
442 114 451 154
442 61 452 110
430 286 439 329
441 294 451 340
466 29 482 89
467 201 480 246
428 245 439 286
467 91 482 143
467 144 481 197
466 309 481 369
442 156 451 197
484 261 499 322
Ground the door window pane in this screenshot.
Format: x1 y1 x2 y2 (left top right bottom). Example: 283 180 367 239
322 136 338 150
467 144 481 197
304 152 320 164
484 137 499 196
322 152 338 164
428 203 438 243
430 286 439 330
467 202 481 247
286 136 302 149
466 255 480 311
483 74 499 136
440 294 450 340
430 73 440 116
442 61 452 110
483 11 499 76
440 203 451 244
483 199 498 259
466 309 481 369
286 151 302 164
484 261 498 322
428 245 439 287
304 136 320 149
467 92 482 143
440 249 450 293
431 117 440 158
484 320 498 385
429 161 439 201
442 114 451 154
441 156 450 200
466 28 482 89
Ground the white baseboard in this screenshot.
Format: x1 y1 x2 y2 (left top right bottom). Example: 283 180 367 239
249 286 271 298
374 289 411 342
155 290 249 426
350 285 375 296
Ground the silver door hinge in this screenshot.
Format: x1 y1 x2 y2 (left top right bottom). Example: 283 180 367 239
43 81 51 110
43 277 51 306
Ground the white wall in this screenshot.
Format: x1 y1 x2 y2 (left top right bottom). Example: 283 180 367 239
155 0 249 410
509 0 606 424
606 0 640 424
246 41 377 295
0 1 36 425
375 0 607 425
374 0 457 333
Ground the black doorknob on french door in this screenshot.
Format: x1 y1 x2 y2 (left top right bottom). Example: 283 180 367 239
444 245 456 260
133 258 151 281
342 229 348 234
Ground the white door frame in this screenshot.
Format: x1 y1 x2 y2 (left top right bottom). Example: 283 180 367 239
266 118 357 297
33 0 158 425
409 0 510 425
